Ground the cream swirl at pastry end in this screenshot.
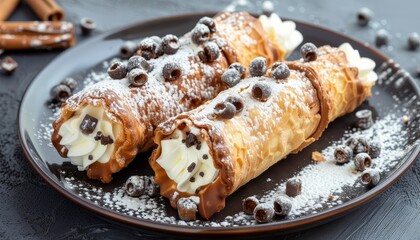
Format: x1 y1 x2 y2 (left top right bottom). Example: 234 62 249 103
157 129 218 194
259 13 303 57
339 42 378 83
58 105 116 171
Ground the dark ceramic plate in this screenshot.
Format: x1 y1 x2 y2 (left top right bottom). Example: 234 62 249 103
18 13 419 238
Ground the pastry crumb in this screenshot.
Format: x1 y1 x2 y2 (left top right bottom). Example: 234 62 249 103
311 151 325 162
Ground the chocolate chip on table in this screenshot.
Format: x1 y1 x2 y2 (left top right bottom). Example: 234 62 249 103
185 132 199 148
128 68 148 87
361 169 380 187
177 197 198 221
127 55 150 72
162 62 182 81
354 153 372 171
249 57 267 77
161 34 180 55
80 17 96 35
368 141 381 158
243 196 260 215
61 77 77 91
145 176 160 197
354 137 370 155
345 137 359 152
107 61 128 80
120 41 138 59
355 109 373 129
124 176 146 197
138 37 161 60
285 179 302 197
226 95 244 113
271 62 290 80
228 62 246 78
79 114 98 135
214 102 236 119
221 68 241 87
192 23 211 44
300 42 318 62
357 7 373 27
198 16 216 33
52 84 72 103
273 195 292 217
253 203 275 223
1 56 18 75
407 32 420 51
375 29 389 47
252 82 272 102
334 145 353 165
198 41 220 62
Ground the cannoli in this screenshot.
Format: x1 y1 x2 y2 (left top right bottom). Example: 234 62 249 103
149 43 377 219
51 12 302 183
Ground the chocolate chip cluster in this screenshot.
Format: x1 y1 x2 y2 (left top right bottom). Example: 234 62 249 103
191 17 223 64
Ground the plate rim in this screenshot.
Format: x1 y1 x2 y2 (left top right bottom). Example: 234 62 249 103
17 11 420 237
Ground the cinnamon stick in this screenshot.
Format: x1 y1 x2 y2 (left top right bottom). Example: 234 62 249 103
0 0 20 21
26 0 64 21
0 21 75 50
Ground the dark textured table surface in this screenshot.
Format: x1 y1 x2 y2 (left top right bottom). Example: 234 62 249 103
1 0 419 239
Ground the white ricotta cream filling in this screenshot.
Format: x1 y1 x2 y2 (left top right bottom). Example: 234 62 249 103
58 105 115 171
259 13 303 57
339 42 378 83
157 129 218 194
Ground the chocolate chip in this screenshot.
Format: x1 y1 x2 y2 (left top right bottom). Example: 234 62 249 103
355 109 373 129
1 56 18 75
162 34 180 55
214 102 236 119
285 179 302 197
198 16 216 33
203 154 208 159
221 68 241 87
88 155 93 160
334 145 353 165
80 17 96 35
271 62 290 80
345 137 359 152
199 172 204 177
354 153 372 171
196 144 202 150
249 57 267 77
229 62 246 78
120 41 137 59
138 38 161 60
128 68 148 87
375 29 389 47
162 62 182 81
189 177 195 182
124 176 146 197
52 84 72 103
300 42 318 62
177 197 198 221
187 162 196 173
226 95 244 113
253 203 275 223
243 196 259 215
252 82 271 102
407 32 420 51
107 61 128 80
354 137 370 154
198 41 220 62
357 7 373 26
145 177 160 197
273 195 292 217
127 55 150 72
60 77 77 91
79 114 98 135
361 169 380 187
368 141 381 158
192 23 210 44
185 133 198 148
100 135 114 145
262 0 274 16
